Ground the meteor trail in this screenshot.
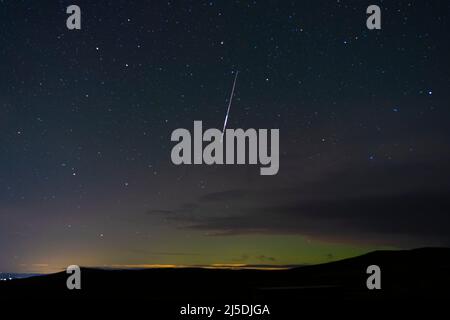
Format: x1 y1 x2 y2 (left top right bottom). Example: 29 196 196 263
221 71 239 142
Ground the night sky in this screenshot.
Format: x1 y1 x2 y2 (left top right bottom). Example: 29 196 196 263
1 0 450 273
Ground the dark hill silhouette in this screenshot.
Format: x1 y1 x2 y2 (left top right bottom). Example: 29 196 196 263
1 248 449 302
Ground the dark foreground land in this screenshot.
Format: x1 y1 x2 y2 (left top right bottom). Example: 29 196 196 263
1 248 449 315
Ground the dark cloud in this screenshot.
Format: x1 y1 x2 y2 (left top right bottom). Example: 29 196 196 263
130 249 201 256
147 209 175 215
199 190 245 203
184 191 450 243
149 160 450 246
256 255 276 262
231 254 276 263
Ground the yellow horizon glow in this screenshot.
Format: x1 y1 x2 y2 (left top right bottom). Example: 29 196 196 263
16 263 293 274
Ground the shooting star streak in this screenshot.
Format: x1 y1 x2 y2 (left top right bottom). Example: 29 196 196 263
221 71 239 142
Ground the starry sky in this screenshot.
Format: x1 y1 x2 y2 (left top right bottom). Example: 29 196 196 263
1 0 450 273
